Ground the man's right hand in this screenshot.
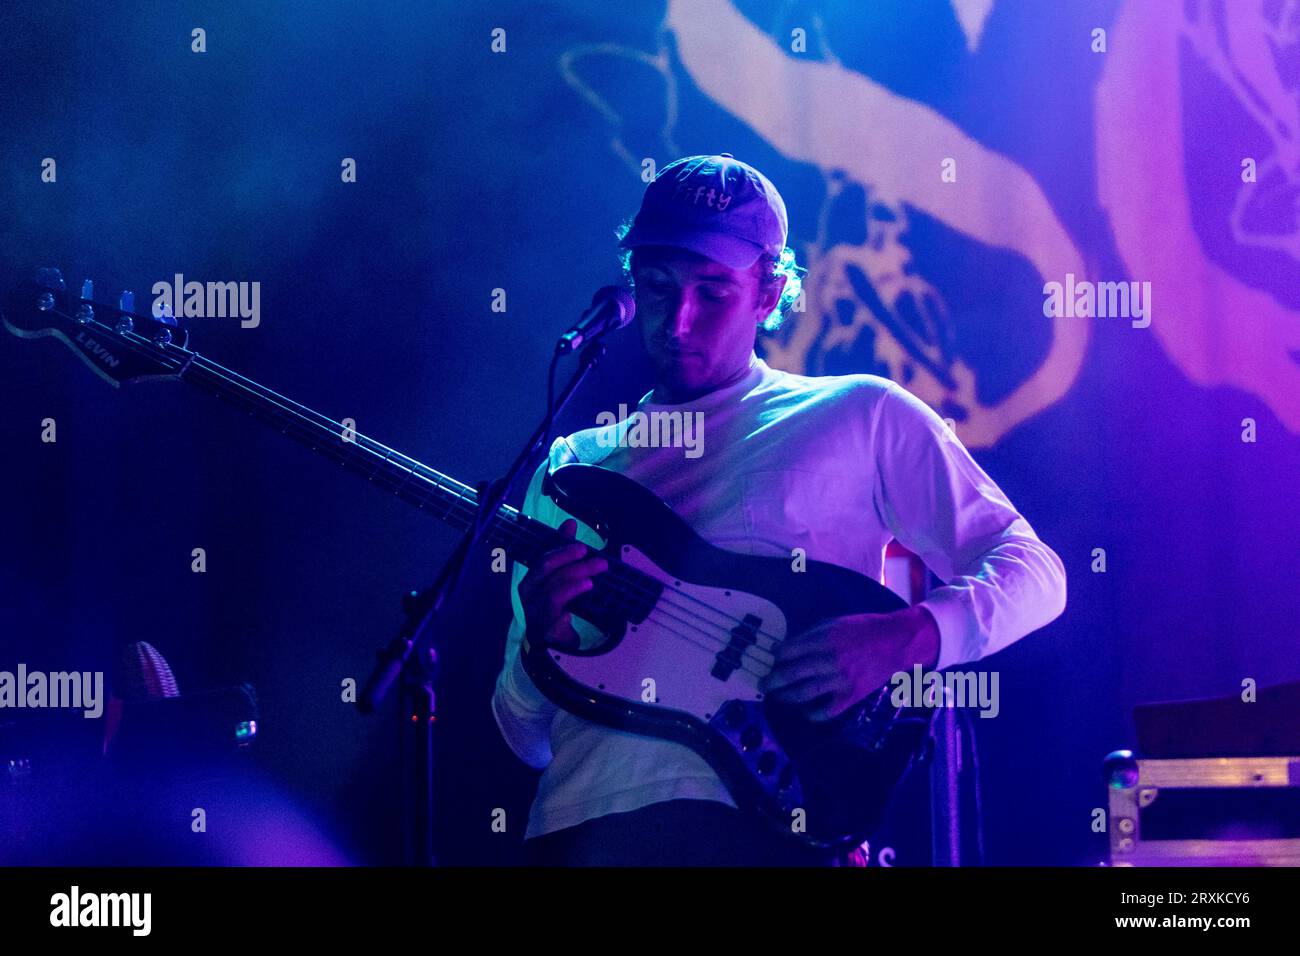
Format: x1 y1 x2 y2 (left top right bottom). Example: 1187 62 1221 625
518 517 608 650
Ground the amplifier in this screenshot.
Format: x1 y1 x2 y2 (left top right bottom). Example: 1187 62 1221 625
1105 752 1300 866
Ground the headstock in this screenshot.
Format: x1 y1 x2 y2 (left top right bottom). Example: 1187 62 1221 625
2 267 192 387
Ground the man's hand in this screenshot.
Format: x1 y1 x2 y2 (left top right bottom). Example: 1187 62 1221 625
759 605 941 721
518 518 608 651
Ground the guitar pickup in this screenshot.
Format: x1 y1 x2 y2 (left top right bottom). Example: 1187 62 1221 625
711 613 761 681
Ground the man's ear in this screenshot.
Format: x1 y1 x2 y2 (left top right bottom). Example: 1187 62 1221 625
756 274 787 321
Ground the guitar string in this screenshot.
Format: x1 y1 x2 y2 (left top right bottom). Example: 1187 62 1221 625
169 344 798 660
68 314 838 678
178 354 776 679
100 327 796 677
140 338 781 679
164 343 805 658
174 358 790 681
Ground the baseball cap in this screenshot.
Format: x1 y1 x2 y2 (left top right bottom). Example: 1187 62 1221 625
619 153 789 270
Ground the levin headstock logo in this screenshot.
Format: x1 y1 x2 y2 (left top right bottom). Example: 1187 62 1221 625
74 330 121 369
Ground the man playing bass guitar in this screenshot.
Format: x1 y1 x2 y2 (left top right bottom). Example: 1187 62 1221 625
491 154 1067 866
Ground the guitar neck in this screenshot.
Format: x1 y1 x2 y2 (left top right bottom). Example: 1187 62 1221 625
172 349 551 561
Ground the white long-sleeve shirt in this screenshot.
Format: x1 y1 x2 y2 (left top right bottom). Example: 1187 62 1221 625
491 353 1066 839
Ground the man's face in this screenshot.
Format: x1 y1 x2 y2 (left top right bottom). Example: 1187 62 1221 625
632 246 783 400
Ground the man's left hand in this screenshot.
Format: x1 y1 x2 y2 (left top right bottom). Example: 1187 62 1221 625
759 605 941 721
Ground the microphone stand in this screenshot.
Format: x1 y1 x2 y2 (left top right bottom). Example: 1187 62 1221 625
358 340 608 866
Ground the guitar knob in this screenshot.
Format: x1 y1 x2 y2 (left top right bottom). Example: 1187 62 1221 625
740 725 763 752
757 751 778 776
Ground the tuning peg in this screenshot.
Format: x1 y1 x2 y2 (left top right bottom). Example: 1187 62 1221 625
152 300 174 345
76 279 94 324
35 267 66 292
115 291 135 334
34 268 64 311
153 301 176 325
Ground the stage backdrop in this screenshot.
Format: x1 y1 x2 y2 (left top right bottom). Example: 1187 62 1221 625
1 0 1297 865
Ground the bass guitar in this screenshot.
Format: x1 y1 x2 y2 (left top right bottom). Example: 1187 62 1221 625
4 269 935 852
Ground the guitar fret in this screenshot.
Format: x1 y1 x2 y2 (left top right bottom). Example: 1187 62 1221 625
441 480 466 524
391 457 413 497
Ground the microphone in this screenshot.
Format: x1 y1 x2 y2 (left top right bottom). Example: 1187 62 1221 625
557 286 635 354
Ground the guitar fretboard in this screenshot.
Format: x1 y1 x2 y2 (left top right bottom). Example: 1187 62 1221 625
173 352 541 550
146 342 658 625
